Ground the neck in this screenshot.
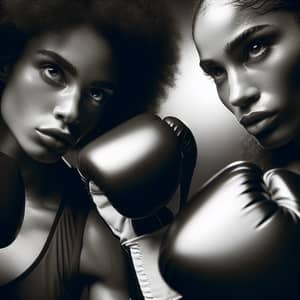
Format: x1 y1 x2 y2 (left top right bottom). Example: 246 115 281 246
294 132 300 150
242 136 300 172
0 121 64 207
268 141 300 172
285 135 300 173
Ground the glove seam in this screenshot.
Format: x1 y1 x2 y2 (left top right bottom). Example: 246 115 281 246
121 226 169 247
128 243 154 299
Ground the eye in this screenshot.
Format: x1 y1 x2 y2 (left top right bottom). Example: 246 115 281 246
246 40 268 61
206 67 226 85
40 64 66 87
86 88 106 104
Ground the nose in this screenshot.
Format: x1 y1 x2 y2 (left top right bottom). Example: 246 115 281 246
228 67 260 109
53 87 80 124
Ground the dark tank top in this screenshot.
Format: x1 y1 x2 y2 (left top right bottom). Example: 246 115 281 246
0 165 92 300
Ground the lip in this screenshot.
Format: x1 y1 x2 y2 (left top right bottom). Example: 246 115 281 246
35 127 75 149
239 111 278 136
239 111 276 126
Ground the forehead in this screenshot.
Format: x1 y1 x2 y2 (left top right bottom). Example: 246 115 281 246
194 0 252 59
22 25 115 79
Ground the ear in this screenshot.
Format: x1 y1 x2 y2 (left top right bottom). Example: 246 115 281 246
0 64 11 83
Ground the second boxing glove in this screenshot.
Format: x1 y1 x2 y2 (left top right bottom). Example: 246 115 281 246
78 113 182 219
159 161 300 299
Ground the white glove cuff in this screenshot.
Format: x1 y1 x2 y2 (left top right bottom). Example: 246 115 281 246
122 227 182 300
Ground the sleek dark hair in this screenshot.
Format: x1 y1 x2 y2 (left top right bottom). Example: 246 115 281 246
0 0 179 136
229 0 300 14
193 0 300 33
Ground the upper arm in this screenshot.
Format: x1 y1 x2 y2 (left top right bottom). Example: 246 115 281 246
80 209 130 300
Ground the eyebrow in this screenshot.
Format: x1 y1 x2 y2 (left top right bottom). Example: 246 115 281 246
91 81 116 94
225 24 274 54
37 49 116 91
37 49 77 76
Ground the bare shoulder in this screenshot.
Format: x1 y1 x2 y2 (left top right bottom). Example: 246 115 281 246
80 208 127 282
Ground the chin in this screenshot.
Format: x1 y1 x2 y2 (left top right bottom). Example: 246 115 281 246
255 132 294 150
24 147 63 164
31 153 62 164
20 138 67 164
35 155 62 164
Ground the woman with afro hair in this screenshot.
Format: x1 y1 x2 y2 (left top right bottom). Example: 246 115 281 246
0 0 179 299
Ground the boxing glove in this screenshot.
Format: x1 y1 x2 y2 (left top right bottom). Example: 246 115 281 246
0 152 25 248
87 115 197 300
159 161 300 300
78 113 182 219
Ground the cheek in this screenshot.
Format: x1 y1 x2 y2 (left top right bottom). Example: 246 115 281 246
217 85 233 112
1 78 29 126
263 44 300 103
284 54 300 97
77 106 103 138
2 67 53 121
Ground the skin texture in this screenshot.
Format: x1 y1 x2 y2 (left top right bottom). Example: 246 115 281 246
0 25 129 300
1 25 116 163
193 0 300 149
